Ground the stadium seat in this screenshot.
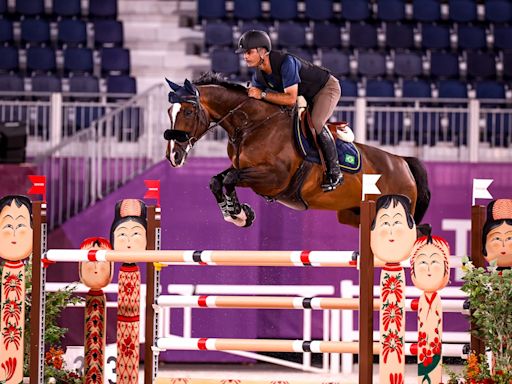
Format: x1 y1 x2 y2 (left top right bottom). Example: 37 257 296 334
0 0 6 14
233 0 261 20
448 0 477 22
466 52 496 79
438 79 467 98
20 19 50 46
376 0 405 21
52 0 81 18
57 19 87 47
421 23 450 50
239 21 270 34
116 107 142 141
204 21 233 48
15 0 44 17
286 48 313 62
88 0 117 19
0 46 18 73
385 23 414 49
0 74 24 92
0 19 13 45
320 50 350 77
341 78 357 97
350 22 377 49
197 0 226 20
305 0 334 21
31 74 62 92
211 47 240 76
493 26 512 50
26 46 56 74
341 0 370 21
503 52 512 79
74 106 106 130
366 79 394 97
412 0 441 22
430 51 459 79
313 22 341 49
94 20 123 47
106 75 136 94
101 47 130 75
475 80 505 99
358 51 386 77
68 75 99 93
457 25 486 50
402 79 431 98
277 22 306 48
270 0 298 21
394 52 422 78
485 0 512 23
64 47 94 75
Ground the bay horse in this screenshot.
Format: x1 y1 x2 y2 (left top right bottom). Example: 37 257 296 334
164 73 430 228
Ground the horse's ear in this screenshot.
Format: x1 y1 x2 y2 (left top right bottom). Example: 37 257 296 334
165 78 181 92
184 79 199 97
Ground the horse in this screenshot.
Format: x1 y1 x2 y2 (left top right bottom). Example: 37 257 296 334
164 73 431 228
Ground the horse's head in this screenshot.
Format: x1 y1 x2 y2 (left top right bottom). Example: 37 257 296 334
164 78 210 167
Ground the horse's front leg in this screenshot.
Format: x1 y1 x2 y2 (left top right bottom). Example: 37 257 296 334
209 169 232 220
222 169 256 228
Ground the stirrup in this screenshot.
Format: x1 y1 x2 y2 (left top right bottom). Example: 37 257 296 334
321 172 344 192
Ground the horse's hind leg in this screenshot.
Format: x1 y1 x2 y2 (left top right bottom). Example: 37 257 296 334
223 169 256 228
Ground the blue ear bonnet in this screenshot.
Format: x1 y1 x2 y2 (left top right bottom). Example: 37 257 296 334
166 78 199 104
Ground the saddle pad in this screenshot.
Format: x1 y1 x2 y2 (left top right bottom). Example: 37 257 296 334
294 120 362 174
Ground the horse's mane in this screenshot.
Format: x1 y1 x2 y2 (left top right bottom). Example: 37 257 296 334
193 72 248 94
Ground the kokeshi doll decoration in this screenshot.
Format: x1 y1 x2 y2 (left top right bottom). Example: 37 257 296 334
410 234 450 384
0 195 33 384
79 237 113 384
371 195 417 384
111 199 147 384
482 199 512 270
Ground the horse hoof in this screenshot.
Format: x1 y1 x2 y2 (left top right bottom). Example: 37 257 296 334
241 204 255 228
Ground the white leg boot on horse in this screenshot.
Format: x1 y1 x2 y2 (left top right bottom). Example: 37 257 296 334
317 128 344 192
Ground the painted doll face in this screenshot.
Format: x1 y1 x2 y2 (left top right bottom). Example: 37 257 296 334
113 219 147 251
371 202 416 263
411 243 449 292
485 222 512 267
79 243 113 290
0 200 33 261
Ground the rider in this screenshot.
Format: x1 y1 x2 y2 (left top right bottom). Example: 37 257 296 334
235 29 343 192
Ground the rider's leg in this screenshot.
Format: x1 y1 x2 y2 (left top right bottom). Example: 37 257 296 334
311 75 343 192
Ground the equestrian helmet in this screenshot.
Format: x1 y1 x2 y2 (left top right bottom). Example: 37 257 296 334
235 30 271 53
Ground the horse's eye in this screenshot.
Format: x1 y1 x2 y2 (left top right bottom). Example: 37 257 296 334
184 109 193 117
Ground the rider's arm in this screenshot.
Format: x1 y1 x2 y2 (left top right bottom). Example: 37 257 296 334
262 84 298 106
264 55 300 106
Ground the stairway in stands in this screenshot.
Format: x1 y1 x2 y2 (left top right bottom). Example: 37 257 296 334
118 0 210 92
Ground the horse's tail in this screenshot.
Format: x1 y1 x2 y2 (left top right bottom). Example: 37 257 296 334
404 156 431 224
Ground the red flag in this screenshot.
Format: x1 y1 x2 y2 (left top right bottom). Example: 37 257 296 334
144 179 160 207
27 175 46 202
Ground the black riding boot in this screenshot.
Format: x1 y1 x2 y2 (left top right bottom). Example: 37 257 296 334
317 128 344 192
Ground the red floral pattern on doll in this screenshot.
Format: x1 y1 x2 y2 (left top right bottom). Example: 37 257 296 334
2 299 22 324
2 323 22 350
389 373 404 384
382 301 403 332
381 273 404 303
382 329 403 364
0 357 16 381
2 272 23 301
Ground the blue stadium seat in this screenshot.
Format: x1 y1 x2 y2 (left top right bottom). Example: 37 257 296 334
101 47 130 75
394 52 422 78
88 0 117 19
0 20 13 45
270 0 298 20
106 75 136 94
0 74 23 92
403 79 431 98
494 26 512 50
430 51 459 79
68 75 99 93
20 19 50 46
376 0 405 21
503 52 512 79
277 22 306 48
239 21 270 34
0 0 6 14
26 46 56 74
467 52 496 79
475 80 505 99
233 0 261 20
341 78 357 97
341 0 369 21
211 47 240 77
366 79 394 97
52 0 81 18
320 50 349 77
421 23 450 50
94 20 123 47
350 22 377 49
305 0 334 21
358 52 386 77
448 0 477 22
64 47 93 75
438 79 467 98
197 0 226 20
15 0 44 17
0 46 18 73
385 23 414 49
457 25 486 50
74 106 105 130
412 0 441 21
485 0 512 23
286 48 313 62
31 74 62 92
204 21 233 48
116 107 141 141
313 22 341 49
58 19 87 47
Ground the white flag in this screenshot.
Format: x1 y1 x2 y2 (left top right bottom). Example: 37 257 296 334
362 174 381 201
472 178 493 206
